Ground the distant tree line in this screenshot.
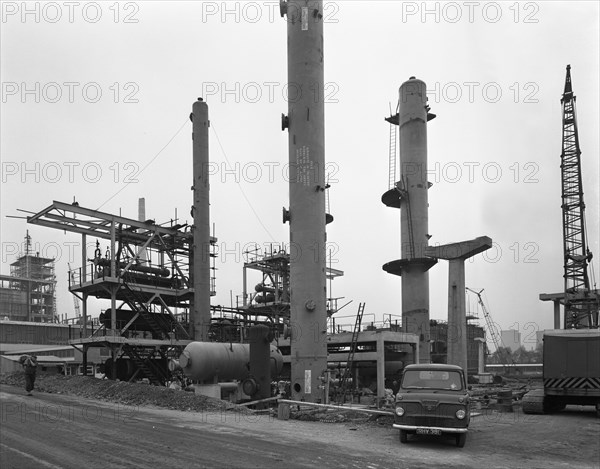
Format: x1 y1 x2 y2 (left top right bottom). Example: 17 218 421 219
487 343 543 364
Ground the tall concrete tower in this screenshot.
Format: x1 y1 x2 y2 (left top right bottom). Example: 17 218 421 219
281 0 328 402
191 98 211 341
383 78 437 363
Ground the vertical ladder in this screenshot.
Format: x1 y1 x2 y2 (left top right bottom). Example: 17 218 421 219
388 123 397 190
338 302 366 401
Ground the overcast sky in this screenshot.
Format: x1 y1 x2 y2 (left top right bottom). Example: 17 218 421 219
1 1 599 350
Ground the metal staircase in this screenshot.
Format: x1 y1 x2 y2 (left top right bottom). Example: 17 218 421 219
114 273 191 385
122 344 169 385
120 273 190 340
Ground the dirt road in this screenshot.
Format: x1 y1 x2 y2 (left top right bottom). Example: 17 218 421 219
1 383 598 468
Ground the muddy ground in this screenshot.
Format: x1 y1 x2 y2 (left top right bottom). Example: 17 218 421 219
1 373 598 468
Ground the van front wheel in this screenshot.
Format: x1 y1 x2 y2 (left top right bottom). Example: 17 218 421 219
455 433 467 448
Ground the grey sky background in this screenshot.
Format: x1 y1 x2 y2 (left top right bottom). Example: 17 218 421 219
1 1 599 350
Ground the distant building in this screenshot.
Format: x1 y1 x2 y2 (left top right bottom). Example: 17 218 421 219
500 330 521 352
0 319 104 375
0 232 57 322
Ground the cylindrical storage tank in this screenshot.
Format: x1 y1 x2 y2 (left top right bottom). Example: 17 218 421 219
100 309 154 332
255 284 281 294
128 264 170 277
179 341 283 382
256 293 275 303
270 345 284 376
99 308 173 337
104 358 136 381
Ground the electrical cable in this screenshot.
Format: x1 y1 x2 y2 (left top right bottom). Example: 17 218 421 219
96 117 189 211
210 123 276 242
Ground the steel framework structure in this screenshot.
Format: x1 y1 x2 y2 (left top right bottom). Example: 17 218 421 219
24 200 218 383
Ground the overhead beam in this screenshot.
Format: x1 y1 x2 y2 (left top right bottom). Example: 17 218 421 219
424 236 493 260
27 201 191 239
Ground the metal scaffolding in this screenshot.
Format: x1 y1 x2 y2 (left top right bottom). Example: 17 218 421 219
0 231 57 322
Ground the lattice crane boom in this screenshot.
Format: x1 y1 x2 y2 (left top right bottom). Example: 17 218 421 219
560 65 599 328
466 287 514 366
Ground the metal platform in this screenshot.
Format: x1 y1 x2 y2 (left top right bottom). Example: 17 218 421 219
69 336 192 348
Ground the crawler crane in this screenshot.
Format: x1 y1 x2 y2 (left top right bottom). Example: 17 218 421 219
523 66 600 416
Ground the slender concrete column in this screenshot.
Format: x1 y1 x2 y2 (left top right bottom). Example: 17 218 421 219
447 259 467 369
376 333 386 403
382 77 438 364
553 300 561 329
191 98 211 341
475 338 485 374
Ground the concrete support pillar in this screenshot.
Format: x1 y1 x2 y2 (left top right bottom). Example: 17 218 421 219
110 344 117 380
83 344 88 376
413 342 420 364
447 259 467 370
425 236 492 371
376 333 386 404
553 300 561 329
475 337 485 374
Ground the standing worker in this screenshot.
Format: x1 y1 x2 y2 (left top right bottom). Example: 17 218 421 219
20 354 38 396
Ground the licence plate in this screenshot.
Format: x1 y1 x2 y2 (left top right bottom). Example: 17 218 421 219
416 428 442 436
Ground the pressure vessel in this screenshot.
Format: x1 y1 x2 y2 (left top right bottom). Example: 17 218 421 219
179 341 283 381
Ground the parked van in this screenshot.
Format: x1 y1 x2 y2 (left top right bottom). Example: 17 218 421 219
393 364 471 447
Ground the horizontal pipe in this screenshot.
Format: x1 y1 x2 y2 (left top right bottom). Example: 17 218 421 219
277 399 394 416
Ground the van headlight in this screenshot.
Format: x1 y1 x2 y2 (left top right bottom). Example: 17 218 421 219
456 409 466 420
396 406 405 417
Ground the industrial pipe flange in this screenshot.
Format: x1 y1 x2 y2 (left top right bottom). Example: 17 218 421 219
242 377 259 397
